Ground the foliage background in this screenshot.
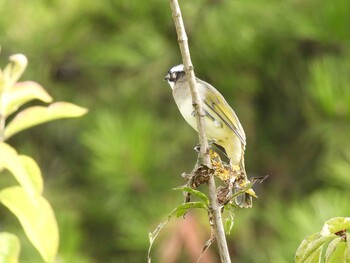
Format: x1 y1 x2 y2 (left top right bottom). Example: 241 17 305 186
1 0 350 262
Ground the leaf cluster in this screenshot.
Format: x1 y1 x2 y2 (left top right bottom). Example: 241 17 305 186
296 217 350 262
0 51 87 262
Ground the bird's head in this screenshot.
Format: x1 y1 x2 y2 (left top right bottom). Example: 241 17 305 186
164 64 185 89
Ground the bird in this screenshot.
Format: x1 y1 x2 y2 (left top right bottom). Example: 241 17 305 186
165 64 252 207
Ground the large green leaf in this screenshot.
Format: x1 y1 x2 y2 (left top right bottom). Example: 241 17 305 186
0 232 20 263
296 217 350 263
0 143 42 197
4 102 88 139
2 81 53 117
303 246 322 263
326 237 348 263
295 233 336 263
0 186 59 263
20 155 43 195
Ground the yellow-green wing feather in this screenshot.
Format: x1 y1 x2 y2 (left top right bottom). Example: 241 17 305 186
198 79 246 146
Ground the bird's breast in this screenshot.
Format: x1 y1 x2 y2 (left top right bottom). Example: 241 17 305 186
175 95 198 130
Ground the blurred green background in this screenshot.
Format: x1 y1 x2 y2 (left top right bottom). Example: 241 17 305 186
1 0 350 262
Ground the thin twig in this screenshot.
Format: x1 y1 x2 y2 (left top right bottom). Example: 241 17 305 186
168 1 232 262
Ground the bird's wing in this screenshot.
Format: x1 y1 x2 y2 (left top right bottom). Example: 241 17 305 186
198 80 246 146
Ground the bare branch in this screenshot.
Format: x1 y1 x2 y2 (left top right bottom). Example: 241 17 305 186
168 1 232 262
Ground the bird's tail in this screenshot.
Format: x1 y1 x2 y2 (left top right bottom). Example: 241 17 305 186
233 153 256 208
215 141 256 208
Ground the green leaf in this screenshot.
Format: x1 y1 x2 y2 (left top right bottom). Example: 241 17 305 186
2 81 52 117
304 246 322 263
325 237 347 263
296 233 319 262
0 143 41 197
4 102 88 139
296 233 336 263
20 155 43 195
172 201 208 218
224 205 235 235
173 186 209 205
0 232 20 263
1 54 27 92
0 186 59 263
225 216 234 235
321 217 350 235
296 217 350 262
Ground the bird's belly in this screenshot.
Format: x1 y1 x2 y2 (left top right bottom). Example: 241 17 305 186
176 97 197 130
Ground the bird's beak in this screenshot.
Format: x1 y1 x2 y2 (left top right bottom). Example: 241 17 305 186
164 73 170 81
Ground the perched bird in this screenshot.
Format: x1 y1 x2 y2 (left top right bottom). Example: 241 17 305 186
165 64 252 207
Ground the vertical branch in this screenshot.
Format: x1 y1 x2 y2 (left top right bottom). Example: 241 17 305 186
168 1 232 262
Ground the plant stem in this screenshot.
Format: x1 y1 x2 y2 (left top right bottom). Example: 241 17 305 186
168 1 232 262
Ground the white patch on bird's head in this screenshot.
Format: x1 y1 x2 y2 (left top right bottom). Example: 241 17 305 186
164 64 185 89
170 64 184 73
